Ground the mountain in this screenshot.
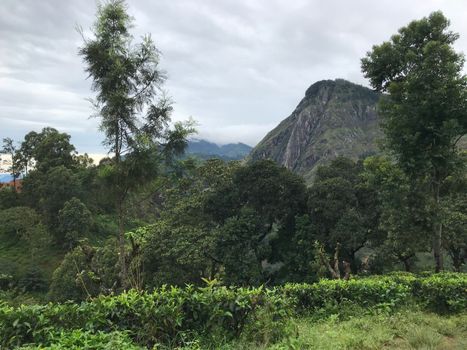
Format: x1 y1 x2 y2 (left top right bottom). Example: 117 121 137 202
186 139 252 160
249 79 381 183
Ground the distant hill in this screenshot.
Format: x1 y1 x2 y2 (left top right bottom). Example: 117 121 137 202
186 139 252 161
248 79 382 183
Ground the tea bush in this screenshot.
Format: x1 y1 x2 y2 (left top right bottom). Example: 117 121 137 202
415 273 467 313
17 330 142 349
0 284 276 348
281 276 412 314
1 273 465 349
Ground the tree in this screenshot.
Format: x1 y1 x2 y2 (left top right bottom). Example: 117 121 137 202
308 157 379 270
214 209 265 286
1 138 19 190
361 12 467 271
58 197 93 248
282 214 317 283
15 128 77 173
140 159 240 287
205 160 307 277
79 0 194 286
22 165 81 234
202 160 308 283
363 156 431 271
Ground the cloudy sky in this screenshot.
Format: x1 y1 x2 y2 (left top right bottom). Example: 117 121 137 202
1 0 467 153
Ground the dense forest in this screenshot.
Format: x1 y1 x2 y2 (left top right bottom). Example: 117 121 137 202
0 1 466 349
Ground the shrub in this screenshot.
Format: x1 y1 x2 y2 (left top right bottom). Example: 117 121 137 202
281 277 412 314
1 284 277 348
18 330 142 349
415 273 467 313
47 242 119 302
1 273 466 348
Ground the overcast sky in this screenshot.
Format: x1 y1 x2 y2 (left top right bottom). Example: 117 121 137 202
1 0 467 153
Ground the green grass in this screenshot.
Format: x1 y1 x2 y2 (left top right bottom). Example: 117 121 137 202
218 311 467 350
7 311 466 349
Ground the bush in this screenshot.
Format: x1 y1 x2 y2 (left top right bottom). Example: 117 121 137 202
415 273 467 313
1 273 466 349
47 242 119 302
18 330 142 349
281 277 412 314
1 284 276 348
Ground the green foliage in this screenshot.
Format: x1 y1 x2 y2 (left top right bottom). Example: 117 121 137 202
142 222 215 287
205 160 308 283
282 215 317 283
363 156 431 270
15 128 77 174
0 187 18 210
235 311 467 350
140 159 240 287
58 197 93 248
22 165 82 232
1 284 274 348
361 11 467 271
18 266 48 293
47 242 119 302
215 210 266 286
415 273 467 313
1 274 465 348
440 167 467 272
18 330 142 350
79 0 196 287
0 207 41 239
1 137 20 182
308 157 379 270
0 207 52 261
282 277 412 315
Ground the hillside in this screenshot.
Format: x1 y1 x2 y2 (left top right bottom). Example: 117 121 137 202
249 79 381 183
186 139 252 160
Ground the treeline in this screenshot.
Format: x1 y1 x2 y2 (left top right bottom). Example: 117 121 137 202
0 127 465 301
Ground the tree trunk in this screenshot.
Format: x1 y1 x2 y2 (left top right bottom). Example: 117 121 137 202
117 200 127 289
115 130 128 289
433 226 443 273
317 243 341 279
403 258 411 272
449 248 464 273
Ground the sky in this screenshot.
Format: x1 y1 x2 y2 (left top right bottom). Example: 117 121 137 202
1 0 467 153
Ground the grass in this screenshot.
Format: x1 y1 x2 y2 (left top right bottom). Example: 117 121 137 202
9 311 466 349
215 311 467 350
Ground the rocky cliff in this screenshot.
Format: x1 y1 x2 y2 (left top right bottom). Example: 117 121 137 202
249 79 381 183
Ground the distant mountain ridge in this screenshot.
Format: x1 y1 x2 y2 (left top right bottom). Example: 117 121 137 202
186 139 252 160
249 79 382 183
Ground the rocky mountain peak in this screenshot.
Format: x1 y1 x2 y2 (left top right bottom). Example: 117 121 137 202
248 79 381 183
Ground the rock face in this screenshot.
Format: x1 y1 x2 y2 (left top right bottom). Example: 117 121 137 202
249 79 381 183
